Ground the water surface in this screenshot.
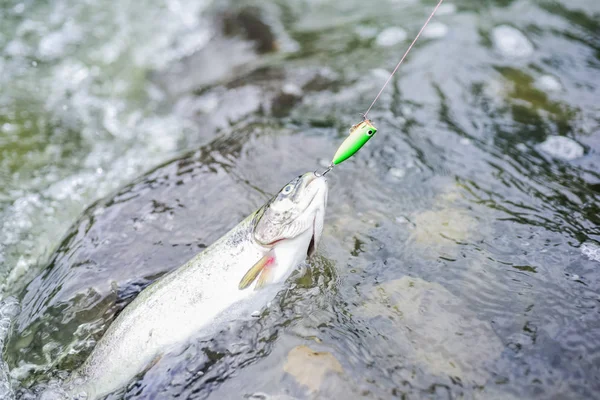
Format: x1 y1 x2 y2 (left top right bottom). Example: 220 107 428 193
1 0 599 398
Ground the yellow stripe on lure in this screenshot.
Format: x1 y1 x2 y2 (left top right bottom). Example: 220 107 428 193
331 119 377 166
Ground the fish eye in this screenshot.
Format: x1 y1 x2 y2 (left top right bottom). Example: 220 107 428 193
282 184 294 194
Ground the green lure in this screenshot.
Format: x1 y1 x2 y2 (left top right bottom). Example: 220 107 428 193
331 119 377 165
321 0 445 172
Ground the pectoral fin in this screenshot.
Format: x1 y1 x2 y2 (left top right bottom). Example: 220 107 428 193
238 251 276 290
255 261 275 290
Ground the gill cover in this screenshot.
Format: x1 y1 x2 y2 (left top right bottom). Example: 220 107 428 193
253 173 323 247
240 172 327 291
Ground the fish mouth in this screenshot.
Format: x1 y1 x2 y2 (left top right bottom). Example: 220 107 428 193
266 173 327 253
307 214 317 257
303 174 327 257
302 173 324 208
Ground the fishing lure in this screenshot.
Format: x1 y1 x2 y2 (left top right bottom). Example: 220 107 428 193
331 118 378 166
320 0 444 175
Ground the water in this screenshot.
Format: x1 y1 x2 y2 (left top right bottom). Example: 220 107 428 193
1 0 599 398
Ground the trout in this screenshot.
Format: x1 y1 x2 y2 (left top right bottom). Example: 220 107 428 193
65 172 328 399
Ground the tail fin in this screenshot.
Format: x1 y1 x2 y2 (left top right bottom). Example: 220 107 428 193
0 297 20 400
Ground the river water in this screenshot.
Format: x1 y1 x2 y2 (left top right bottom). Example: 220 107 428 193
1 0 599 398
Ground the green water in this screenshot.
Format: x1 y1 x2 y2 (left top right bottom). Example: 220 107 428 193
1 0 599 398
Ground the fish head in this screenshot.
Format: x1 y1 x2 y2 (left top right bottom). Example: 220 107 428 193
254 172 328 257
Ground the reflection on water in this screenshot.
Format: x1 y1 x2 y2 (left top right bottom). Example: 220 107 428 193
1 0 599 398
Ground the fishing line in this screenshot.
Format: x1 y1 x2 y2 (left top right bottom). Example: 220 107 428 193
319 0 445 176
363 0 445 119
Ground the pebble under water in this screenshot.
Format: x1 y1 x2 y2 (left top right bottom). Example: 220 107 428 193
1 0 599 399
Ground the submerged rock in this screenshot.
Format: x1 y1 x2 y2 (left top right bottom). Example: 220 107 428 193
409 185 479 252
283 346 343 392
412 208 476 246
538 135 584 160
356 277 504 386
222 7 278 54
491 25 534 58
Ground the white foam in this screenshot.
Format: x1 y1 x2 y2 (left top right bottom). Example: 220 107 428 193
581 242 600 263
516 143 528 152
535 75 562 92
491 25 534 58
282 83 303 97
0 297 20 400
13 3 25 14
389 168 406 179
371 68 392 81
538 136 584 160
423 22 449 39
437 3 457 15
355 25 378 39
0 0 216 294
38 21 83 61
376 27 408 47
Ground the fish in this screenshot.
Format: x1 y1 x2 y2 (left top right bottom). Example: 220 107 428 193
63 171 328 399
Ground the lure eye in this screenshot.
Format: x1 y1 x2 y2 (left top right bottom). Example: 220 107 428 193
282 184 294 195
367 130 374 136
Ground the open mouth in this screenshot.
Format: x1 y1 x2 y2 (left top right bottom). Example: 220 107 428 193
307 214 317 257
304 176 325 257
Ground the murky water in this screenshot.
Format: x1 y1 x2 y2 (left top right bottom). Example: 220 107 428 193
1 0 599 398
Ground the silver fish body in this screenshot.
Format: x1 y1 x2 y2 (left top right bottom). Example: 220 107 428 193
65 172 328 399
